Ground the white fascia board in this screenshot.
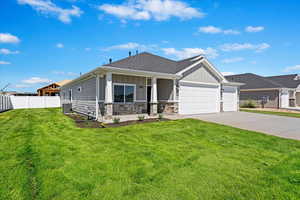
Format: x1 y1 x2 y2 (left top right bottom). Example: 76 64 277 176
61 65 181 89
176 57 227 83
101 66 181 79
202 58 227 83
176 59 203 75
61 67 103 89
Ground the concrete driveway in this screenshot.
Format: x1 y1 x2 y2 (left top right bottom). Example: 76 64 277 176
181 112 300 140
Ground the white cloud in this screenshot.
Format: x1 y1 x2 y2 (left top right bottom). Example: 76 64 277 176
221 57 244 64
0 33 20 43
103 42 157 51
52 71 78 76
18 0 83 23
222 72 235 76
0 48 20 55
0 61 11 65
199 26 240 35
98 0 204 21
199 26 222 34
22 77 52 84
14 84 31 88
220 43 270 52
162 47 218 59
84 48 91 51
56 43 64 48
223 29 240 35
245 26 264 33
284 65 300 72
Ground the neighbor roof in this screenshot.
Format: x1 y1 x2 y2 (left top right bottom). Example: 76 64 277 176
37 80 72 91
103 52 203 74
266 74 300 88
225 73 283 89
56 80 72 86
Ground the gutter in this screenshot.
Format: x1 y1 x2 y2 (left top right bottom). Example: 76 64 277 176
61 66 181 89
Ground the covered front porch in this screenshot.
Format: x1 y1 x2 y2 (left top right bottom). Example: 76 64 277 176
96 70 179 120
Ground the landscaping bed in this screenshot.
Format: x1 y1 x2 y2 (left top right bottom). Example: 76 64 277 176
66 113 169 128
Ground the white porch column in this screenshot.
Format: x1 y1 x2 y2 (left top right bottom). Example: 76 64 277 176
105 72 113 117
105 72 113 103
150 77 158 115
95 74 100 120
173 79 177 101
151 77 157 103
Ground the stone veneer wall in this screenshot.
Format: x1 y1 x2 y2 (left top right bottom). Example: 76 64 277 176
158 102 178 114
113 103 147 115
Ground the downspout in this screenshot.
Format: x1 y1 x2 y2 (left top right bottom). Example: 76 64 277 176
278 89 281 109
220 84 224 112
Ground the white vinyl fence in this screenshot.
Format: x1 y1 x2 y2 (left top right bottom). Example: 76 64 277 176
0 95 12 112
10 96 61 109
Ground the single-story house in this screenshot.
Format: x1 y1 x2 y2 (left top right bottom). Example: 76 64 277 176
37 80 71 96
225 73 300 108
60 52 242 119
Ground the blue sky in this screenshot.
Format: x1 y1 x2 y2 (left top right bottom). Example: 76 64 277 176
1 0 300 92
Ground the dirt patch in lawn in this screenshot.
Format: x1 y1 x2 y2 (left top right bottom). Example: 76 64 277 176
66 113 169 128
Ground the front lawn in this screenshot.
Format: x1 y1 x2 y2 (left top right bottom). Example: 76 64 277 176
241 108 300 118
1 108 300 200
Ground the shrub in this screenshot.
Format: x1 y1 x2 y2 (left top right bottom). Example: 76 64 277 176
137 115 145 121
241 100 256 108
158 114 164 120
113 117 120 124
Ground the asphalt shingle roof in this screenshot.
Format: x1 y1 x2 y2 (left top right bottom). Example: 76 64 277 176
266 74 300 88
103 52 203 74
225 73 284 89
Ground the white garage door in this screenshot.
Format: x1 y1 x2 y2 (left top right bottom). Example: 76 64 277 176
222 86 238 112
179 82 220 114
280 90 289 108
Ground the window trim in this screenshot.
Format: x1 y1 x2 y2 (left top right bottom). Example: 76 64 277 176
113 83 136 104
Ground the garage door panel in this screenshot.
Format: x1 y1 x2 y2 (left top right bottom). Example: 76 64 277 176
179 82 220 114
223 86 237 112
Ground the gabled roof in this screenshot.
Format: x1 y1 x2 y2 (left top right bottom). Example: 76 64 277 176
37 80 72 91
104 52 178 74
56 80 72 86
225 73 283 89
104 52 206 74
62 52 231 88
266 74 300 88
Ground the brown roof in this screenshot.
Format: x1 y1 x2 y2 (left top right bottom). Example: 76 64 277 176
56 80 72 86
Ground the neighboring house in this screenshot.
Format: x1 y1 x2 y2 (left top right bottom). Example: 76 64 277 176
37 80 71 96
0 91 37 96
226 73 300 108
60 52 242 119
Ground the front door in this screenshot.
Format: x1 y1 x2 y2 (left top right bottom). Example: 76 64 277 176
147 86 151 114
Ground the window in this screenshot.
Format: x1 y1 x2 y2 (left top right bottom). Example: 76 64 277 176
77 86 82 93
113 84 135 103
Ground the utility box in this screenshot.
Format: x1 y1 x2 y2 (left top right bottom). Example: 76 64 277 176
62 103 72 114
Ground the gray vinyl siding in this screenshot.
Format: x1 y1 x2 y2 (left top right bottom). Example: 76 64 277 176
112 74 146 101
70 77 96 100
99 76 106 101
157 79 173 101
181 64 219 84
296 92 300 106
240 90 279 108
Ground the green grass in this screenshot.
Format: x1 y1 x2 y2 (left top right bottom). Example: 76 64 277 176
1 108 300 200
241 108 300 118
